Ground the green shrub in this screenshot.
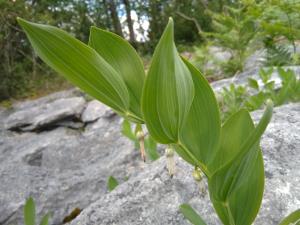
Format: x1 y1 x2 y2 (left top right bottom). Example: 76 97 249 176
219 67 300 121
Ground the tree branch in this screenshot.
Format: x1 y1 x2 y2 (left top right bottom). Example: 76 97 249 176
176 11 202 34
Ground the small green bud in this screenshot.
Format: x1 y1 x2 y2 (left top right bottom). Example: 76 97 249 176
136 131 144 140
192 168 202 182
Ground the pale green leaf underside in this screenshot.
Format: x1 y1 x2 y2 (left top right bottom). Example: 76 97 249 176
208 110 264 225
24 197 35 225
142 18 194 144
180 204 207 225
89 27 145 122
17 18 129 115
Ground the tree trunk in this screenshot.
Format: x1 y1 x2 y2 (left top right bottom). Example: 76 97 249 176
108 0 124 37
123 0 136 46
102 0 112 29
148 0 163 46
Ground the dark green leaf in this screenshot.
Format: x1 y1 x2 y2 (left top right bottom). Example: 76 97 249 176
279 209 300 225
89 27 145 122
180 204 207 225
17 18 130 115
142 18 194 144
24 197 35 225
107 176 119 191
248 78 259 90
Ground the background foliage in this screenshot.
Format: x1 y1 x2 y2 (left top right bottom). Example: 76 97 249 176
1 0 300 104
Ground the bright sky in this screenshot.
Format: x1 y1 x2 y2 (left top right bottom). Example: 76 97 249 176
120 10 149 42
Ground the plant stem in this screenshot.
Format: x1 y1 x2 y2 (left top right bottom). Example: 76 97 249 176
177 141 212 178
137 130 146 162
165 146 175 177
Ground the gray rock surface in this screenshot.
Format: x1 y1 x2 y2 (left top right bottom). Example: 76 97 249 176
212 66 300 92
208 46 232 62
12 89 82 111
4 97 86 131
0 114 143 225
70 103 300 225
244 49 266 71
0 89 142 225
0 86 299 225
81 100 113 123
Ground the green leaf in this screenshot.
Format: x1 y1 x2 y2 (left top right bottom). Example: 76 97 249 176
17 18 130 115
144 135 160 161
89 27 145 122
279 209 300 225
142 18 194 144
24 197 35 225
218 100 273 173
264 81 275 91
245 92 266 111
209 110 253 173
208 110 265 225
276 69 298 105
180 204 207 225
121 119 137 141
40 214 50 225
177 58 221 175
107 176 119 191
259 68 273 84
248 78 259 90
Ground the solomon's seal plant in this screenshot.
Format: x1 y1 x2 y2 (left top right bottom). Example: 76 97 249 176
18 17 274 225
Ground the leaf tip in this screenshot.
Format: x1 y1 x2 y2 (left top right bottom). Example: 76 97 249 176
168 17 174 25
16 17 27 27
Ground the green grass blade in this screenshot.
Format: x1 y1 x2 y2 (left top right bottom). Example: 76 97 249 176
279 209 300 225
142 18 194 144
180 204 207 225
89 27 145 122
17 18 129 115
40 214 50 225
24 197 35 225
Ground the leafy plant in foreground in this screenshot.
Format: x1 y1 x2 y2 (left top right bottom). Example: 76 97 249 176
18 17 273 225
24 197 49 225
